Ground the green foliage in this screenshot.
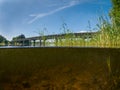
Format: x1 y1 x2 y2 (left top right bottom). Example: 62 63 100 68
0 35 8 45
94 16 120 47
12 34 25 40
55 15 120 47
0 35 7 43
110 0 120 26
12 34 30 46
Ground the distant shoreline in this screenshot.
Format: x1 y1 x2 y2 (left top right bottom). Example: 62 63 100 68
0 46 120 49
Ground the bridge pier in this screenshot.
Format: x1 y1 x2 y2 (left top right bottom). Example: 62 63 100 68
22 40 25 46
28 40 31 46
43 39 46 46
39 39 42 46
33 40 36 47
55 38 58 46
11 41 15 46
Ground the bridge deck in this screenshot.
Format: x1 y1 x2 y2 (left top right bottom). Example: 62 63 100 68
14 32 98 41
11 32 98 46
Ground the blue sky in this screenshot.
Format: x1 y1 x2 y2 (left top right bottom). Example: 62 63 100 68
0 0 112 40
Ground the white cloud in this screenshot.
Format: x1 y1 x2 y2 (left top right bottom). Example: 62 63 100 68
28 0 82 24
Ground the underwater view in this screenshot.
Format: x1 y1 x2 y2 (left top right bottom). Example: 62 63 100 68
0 47 120 90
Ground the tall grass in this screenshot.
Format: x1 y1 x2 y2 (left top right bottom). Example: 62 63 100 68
30 15 120 47
55 16 120 48
93 16 120 47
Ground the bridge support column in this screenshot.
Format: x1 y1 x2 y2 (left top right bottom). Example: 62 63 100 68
29 40 31 46
17 41 20 46
55 38 58 46
11 41 15 46
14 41 17 46
43 39 46 46
22 40 25 46
39 39 42 46
15 41 17 46
33 40 36 47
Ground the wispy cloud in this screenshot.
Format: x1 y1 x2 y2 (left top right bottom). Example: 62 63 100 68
28 0 81 24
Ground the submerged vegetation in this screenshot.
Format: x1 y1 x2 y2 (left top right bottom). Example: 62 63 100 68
0 48 120 90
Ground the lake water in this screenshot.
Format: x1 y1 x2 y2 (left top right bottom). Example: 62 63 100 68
0 46 38 48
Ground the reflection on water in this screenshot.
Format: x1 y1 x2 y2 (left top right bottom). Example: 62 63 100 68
0 45 58 48
0 46 36 48
0 44 55 48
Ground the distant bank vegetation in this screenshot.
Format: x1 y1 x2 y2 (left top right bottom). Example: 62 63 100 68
0 35 8 46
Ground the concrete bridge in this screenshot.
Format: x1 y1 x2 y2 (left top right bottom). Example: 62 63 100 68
11 32 98 46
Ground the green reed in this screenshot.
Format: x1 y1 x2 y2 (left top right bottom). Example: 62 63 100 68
55 16 120 48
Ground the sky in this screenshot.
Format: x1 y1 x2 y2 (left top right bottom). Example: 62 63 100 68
0 0 112 40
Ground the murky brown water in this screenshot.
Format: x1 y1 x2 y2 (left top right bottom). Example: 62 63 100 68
0 47 120 90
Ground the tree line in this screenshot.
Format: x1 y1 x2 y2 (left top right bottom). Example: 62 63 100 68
0 35 8 45
0 34 26 46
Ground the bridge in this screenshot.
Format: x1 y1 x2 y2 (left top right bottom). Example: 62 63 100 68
11 32 98 46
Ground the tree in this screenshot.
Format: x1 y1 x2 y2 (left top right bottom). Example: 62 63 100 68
12 34 30 46
0 35 8 45
12 34 25 40
110 0 120 26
